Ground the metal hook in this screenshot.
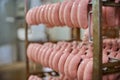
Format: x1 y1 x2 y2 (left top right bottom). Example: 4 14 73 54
88 10 93 42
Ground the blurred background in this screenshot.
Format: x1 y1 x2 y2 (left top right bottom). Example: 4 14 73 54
0 0 83 80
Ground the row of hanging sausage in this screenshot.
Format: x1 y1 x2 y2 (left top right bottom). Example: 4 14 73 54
26 0 120 29
27 39 120 80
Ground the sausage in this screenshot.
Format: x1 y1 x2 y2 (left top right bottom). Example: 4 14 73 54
71 0 80 28
64 1 74 27
42 43 54 66
35 6 40 25
64 49 79 77
36 6 42 24
68 46 87 78
77 0 89 29
34 44 42 63
40 5 46 24
26 9 31 25
49 45 61 68
86 45 93 58
108 51 117 58
77 58 90 80
111 39 118 51
41 43 53 66
104 39 112 50
106 7 116 27
52 43 68 71
31 44 40 62
83 59 93 80
32 7 39 25
37 45 46 64
108 50 120 80
44 4 51 24
28 75 42 80
27 44 34 60
44 45 55 67
38 5 43 24
29 8 35 25
48 4 54 26
58 46 72 74
59 1 68 25
102 7 107 28
52 2 61 26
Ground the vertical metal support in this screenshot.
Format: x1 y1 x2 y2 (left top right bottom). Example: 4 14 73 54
72 28 80 41
92 0 102 80
24 0 29 79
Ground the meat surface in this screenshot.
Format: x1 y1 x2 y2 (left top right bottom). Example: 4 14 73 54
68 46 86 78
77 0 89 29
71 0 80 28
64 1 73 27
64 49 79 77
77 58 90 80
59 1 68 25
52 2 61 26
58 46 72 74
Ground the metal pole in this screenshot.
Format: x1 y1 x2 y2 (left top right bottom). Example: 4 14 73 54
24 0 29 79
92 0 102 80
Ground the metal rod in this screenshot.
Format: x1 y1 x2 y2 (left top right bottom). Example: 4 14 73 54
88 11 93 42
92 0 102 80
24 0 29 79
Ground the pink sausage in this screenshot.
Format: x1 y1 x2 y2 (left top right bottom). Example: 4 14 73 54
40 44 52 66
68 46 87 78
35 6 40 25
40 5 46 24
26 9 31 25
36 6 42 24
77 0 89 29
83 59 93 80
58 45 72 74
111 39 118 51
59 1 68 25
29 8 35 25
38 5 43 24
102 7 107 28
104 39 112 50
85 45 93 58
44 47 54 67
27 44 34 60
32 7 39 25
64 49 79 77
42 43 54 66
37 45 46 64
71 0 80 28
106 7 116 27
64 1 74 27
48 4 54 26
44 4 51 24
108 51 117 58
77 58 90 80
34 44 42 63
49 45 61 68
52 44 68 71
108 50 120 80
52 2 61 26
31 44 40 62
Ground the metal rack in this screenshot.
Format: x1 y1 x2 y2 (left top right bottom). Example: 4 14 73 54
92 0 120 80
24 0 120 80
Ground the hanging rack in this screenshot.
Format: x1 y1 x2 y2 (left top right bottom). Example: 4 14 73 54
24 0 120 80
